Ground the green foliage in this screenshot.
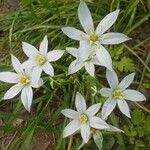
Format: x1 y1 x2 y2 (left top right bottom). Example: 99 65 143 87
0 0 149 149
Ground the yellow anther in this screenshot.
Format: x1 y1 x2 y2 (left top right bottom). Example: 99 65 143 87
112 90 124 99
79 114 88 124
35 54 46 65
18 75 30 85
90 34 98 42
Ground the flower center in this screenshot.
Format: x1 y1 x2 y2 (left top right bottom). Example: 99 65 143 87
112 90 124 100
18 75 30 85
35 54 46 65
79 114 88 124
90 34 98 42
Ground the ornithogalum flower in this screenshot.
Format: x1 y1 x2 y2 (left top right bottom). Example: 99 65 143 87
67 43 101 77
22 36 64 83
0 55 43 112
61 92 109 143
100 69 146 119
79 120 123 150
62 1 130 70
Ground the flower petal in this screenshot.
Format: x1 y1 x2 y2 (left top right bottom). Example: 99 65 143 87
61 109 79 119
101 33 131 45
62 27 86 40
85 103 101 117
106 69 119 89
117 100 131 118
66 47 78 57
63 120 80 138
106 125 124 132
99 88 111 97
22 42 38 58
96 45 112 71
85 61 95 77
3 84 22 99
31 66 43 84
78 1 94 34
123 89 146 101
43 62 54 76
118 73 135 90
68 60 84 75
95 10 120 35
21 59 36 69
21 86 33 112
11 54 23 74
89 116 109 129
0 72 18 84
39 35 48 55
47 50 64 62
75 92 86 113
31 78 43 88
101 98 116 119
80 124 90 143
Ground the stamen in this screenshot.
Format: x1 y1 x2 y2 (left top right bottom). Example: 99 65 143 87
35 54 46 65
112 90 124 100
79 114 88 124
18 75 30 85
90 34 98 42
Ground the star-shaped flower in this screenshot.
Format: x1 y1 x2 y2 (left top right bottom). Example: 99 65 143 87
0 55 43 112
22 36 64 83
61 92 109 143
62 1 130 70
100 69 146 119
67 43 101 77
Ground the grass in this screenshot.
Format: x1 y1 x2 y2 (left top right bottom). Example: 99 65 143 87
0 0 150 149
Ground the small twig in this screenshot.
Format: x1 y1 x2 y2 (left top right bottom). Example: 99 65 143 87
67 136 73 150
5 131 17 150
134 102 150 113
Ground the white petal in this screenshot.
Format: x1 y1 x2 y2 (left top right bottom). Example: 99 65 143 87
21 59 36 69
92 56 101 65
31 66 43 84
0 72 18 84
63 120 80 138
3 84 22 99
66 47 77 57
62 27 86 40
80 124 90 143
101 98 116 119
85 62 95 77
11 55 23 74
123 89 146 101
96 45 112 71
101 32 131 45
68 60 84 75
89 116 109 129
119 73 135 90
117 100 131 118
61 109 79 119
31 78 43 88
22 42 38 58
85 103 101 117
21 86 33 112
75 92 86 113
99 88 111 97
78 1 94 34
93 131 103 150
106 69 118 89
39 35 48 55
47 50 64 62
43 62 54 76
95 10 120 35
106 125 124 132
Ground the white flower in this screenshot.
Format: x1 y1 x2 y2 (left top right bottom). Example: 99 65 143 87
61 92 108 143
62 1 130 70
0 55 43 112
100 69 146 119
67 43 101 77
21 36 64 83
79 123 123 150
